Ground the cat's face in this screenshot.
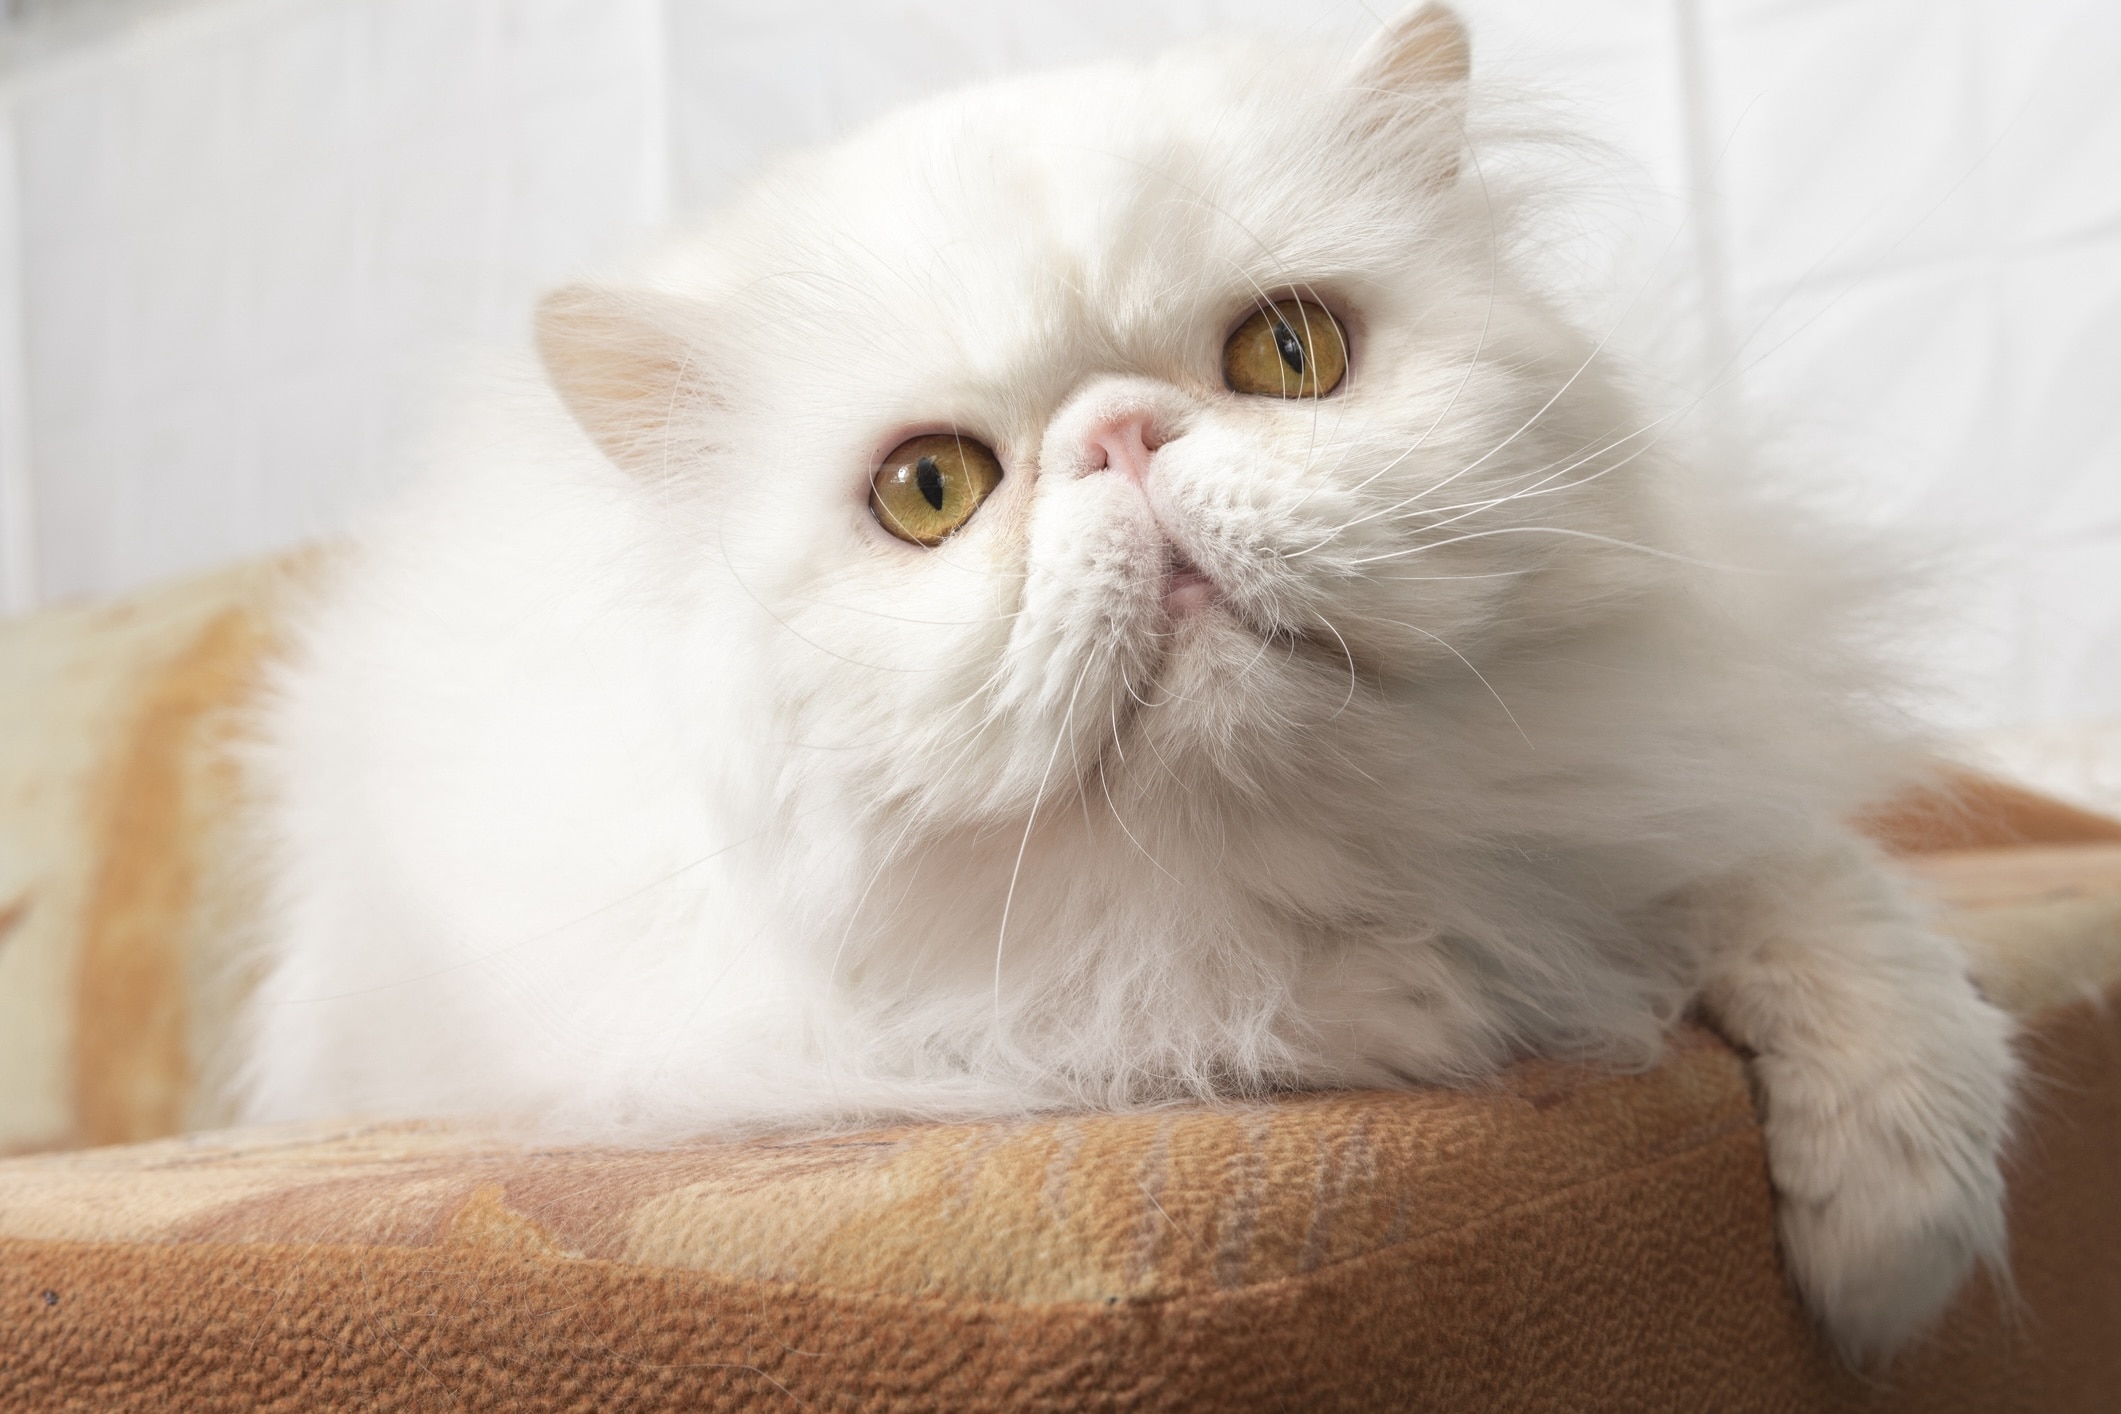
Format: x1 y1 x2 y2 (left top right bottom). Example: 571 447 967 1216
540 8 1660 830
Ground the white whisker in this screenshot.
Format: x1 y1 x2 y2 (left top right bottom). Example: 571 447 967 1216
1349 524 1755 571
992 667 1089 1028
1381 617 1533 748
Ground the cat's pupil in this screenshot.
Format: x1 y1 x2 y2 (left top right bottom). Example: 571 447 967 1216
916 456 946 511
1272 321 1306 375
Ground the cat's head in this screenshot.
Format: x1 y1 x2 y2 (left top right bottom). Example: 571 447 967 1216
535 5 1665 830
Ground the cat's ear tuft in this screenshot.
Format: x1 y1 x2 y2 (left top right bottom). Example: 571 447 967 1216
1350 4 1471 180
1356 4 1471 94
536 284 719 480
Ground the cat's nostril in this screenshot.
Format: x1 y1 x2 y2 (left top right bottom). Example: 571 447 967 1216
1084 411 1163 484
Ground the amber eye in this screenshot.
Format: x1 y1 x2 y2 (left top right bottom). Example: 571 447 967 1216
870 433 1005 546
1222 298 1348 398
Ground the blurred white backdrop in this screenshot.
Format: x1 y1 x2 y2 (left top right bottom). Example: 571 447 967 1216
0 0 2116 735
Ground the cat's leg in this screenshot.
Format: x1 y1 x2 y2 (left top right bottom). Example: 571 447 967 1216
1692 834 2015 1365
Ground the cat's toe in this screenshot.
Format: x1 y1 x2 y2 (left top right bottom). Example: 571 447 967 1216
1774 1167 2001 1365
1757 1045 2012 1365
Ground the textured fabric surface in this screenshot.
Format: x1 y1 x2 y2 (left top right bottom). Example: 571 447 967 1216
0 974 2117 1409
0 1035 1760 1297
3 555 2121 1408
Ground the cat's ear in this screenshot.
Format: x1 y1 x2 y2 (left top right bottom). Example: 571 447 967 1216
1355 4 1471 94
1349 4 1471 180
536 284 721 479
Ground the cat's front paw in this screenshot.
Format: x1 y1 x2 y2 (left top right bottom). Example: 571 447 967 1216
1753 1008 2014 1364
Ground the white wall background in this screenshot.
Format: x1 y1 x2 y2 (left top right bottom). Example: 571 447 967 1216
0 0 2116 735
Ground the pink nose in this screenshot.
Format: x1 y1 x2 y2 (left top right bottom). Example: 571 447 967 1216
1083 410 1162 484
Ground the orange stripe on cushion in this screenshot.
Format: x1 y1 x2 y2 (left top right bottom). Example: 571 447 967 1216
1857 769 2121 856
71 604 275 1147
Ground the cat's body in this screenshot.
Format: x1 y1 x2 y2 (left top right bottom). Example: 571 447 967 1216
242 7 2014 1362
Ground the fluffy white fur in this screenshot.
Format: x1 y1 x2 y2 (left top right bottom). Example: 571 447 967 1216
241 7 2014 1365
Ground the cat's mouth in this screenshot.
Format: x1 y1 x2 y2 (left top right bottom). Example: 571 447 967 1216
1162 544 1219 619
1152 539 1370 682
1154 539 1319 653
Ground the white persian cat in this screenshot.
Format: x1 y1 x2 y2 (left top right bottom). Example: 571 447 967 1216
242 6 2014 1363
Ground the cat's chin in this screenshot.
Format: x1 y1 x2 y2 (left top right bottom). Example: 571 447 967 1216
1161 549 1218 619
1134 598 1335 712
